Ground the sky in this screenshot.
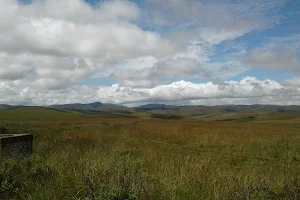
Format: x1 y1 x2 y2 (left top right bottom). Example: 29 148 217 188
0 0 300 106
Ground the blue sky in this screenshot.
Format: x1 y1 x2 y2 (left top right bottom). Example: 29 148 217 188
81 0 300 86
0 0 300 105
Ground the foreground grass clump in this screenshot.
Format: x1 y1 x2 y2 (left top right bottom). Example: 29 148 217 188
1 119 300 199
0 155 53 199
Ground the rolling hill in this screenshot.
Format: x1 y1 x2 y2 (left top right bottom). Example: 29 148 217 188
0 106 136 121
49 102 131 112
49 102 104 110
0 107 81 120
1 103 300 122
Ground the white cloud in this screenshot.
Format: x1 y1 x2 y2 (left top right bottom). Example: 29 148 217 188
0 0 180 60
155 58 199 77
0 0 180 92
145 0 283 45
0 0 294 105
269 34 300 48
284 77 300 87
40 0 141 23
1 77 299 106
245 45 300 73
111 68 161 88
1 17 176 59
112 57 206 88
0 53 102 89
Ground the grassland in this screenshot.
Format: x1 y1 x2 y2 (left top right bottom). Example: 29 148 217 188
0 107 82 120
0 107 137 121
1 108 300 199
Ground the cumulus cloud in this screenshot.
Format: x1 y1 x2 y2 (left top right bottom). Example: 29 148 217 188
1 77 299 106
0 0 179 92
0 53 101 89
156 58 199 77
111 69 161 88
245 45 300 73
0 0 179 59
284 77 300 87
0 0 296 105
112 58 211 88
1 15 175 60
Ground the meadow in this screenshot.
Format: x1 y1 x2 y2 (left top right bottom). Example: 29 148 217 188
1 107 300 199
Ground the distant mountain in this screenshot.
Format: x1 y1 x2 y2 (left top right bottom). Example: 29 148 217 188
0 104 22 109
49 102 103 110
136 104 177 111
99 103 129 110
0 104 8 109
0 107 82 120
47 103 300 114
48 102 133 112
138 104 168 109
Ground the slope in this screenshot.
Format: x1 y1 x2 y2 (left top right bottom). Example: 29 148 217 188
0 107 82 120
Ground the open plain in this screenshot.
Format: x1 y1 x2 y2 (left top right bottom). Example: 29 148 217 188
1 106 300 199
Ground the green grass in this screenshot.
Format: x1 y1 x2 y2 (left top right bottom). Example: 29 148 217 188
1 107 300 199
0 107 139 121
0 107 82 121
1 117 300 199
188 111 300 122
2 106 300 122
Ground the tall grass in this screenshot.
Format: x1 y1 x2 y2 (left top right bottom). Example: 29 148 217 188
1 119 300 199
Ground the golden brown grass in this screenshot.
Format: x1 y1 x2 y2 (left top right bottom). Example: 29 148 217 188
1 118 300 199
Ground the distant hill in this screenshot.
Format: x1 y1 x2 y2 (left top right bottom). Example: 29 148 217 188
134 104 300 121
49 102 133 113
136 104 177 111
97 104 132 112
49 102 103 110
1 103 300 122
0 106 136 120
0 104 22 109
0 107 82 120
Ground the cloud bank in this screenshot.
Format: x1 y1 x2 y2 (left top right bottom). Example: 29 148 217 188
0 0 299 105
1 76 299 106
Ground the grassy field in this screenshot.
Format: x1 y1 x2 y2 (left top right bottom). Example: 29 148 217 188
0 107 137 121
0 107 82 120
1 109 300 199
